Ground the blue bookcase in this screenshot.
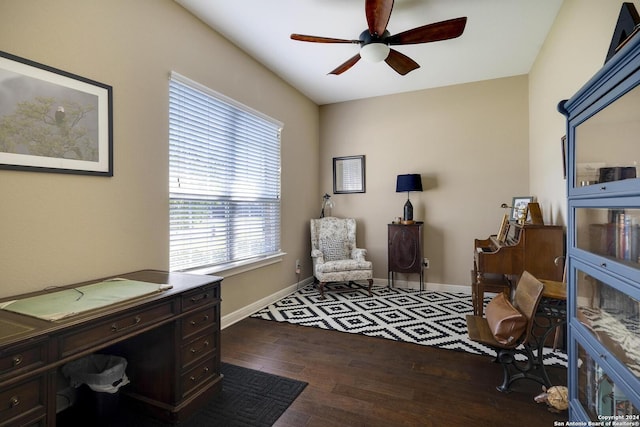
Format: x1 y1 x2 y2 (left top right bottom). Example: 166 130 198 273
558 33 640 421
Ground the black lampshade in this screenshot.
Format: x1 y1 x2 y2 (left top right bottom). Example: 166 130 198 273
396 174 423 193
396 174 423 221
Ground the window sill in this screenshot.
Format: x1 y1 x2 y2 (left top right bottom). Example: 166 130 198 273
184 252 286 278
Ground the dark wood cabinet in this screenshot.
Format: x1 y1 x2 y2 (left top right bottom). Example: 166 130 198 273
388 223 424 291
0 270 222 426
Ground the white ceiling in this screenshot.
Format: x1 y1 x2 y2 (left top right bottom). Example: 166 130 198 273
175 0 564 105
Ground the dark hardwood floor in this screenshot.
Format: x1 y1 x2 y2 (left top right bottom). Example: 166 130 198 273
222 317 569 427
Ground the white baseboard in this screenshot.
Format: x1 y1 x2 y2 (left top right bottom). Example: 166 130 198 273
221 276 314 329
220 276 470 330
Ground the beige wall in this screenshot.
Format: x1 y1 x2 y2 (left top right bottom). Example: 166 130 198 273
320 0 640 288
1 0 637 315
529 0 640 228
0 0 320 316
320 76 530 287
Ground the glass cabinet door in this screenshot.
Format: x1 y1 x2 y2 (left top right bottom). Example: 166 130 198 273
572 82 640 192
577 343 640 419
575 268 640 385
575 207 640 268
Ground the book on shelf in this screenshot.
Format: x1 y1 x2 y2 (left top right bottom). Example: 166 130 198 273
589 211 639 263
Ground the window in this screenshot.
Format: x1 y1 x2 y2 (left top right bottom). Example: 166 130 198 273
169 72 282 272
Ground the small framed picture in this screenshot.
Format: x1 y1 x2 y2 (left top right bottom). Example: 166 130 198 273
333 155 365 194
510 196 534 222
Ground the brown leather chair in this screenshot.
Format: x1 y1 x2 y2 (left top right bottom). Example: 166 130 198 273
466 271 546 392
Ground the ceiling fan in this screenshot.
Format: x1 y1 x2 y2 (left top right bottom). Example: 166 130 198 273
290 0 467 76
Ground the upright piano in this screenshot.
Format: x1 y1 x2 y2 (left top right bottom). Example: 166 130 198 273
472 223 564 315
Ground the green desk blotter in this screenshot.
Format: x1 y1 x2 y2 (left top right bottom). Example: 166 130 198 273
0 279 172 321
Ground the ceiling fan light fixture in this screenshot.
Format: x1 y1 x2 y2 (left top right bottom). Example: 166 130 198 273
360 42 390 62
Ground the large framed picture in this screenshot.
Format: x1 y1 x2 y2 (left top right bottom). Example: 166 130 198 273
0 50 113 176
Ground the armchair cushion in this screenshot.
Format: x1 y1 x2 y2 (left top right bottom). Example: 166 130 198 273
319 236 349 261
316 259 372 274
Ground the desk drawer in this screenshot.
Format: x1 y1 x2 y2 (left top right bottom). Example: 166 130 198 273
181 356 217 398
181 329 216 369
0 376 45 425
59 301 176 358
181 307 217 341
181 284 219 313
0 341 47 383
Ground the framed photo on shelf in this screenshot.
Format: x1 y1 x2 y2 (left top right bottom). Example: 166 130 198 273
510 196 534 222
0 50 113 176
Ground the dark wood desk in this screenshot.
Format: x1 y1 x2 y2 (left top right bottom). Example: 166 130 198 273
0 270 222 426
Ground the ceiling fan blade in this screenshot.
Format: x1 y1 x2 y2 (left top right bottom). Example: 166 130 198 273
291 34 359 44
387 17 467 45
365 0 394 36
329 54 362 75
385 49 420 75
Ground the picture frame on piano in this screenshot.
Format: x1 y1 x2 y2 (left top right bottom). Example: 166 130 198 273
510 196 534 222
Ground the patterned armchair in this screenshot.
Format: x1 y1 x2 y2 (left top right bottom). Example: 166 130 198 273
310 217 373 299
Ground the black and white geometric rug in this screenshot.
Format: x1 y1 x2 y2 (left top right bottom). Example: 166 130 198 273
252 283 568 368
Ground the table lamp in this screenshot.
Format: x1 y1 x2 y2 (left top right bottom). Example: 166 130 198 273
320 193 334 218
396 174 423 223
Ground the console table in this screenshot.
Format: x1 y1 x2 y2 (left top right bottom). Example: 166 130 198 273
0 270 222 426
388 223 424 292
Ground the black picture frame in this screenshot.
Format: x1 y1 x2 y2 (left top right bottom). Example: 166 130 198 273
0 50 113 176
333 155 365 194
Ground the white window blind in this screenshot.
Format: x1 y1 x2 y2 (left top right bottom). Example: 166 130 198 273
169 72 282 272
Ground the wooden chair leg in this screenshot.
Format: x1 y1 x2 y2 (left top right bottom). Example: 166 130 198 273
319 282 326 299
367 279 373 296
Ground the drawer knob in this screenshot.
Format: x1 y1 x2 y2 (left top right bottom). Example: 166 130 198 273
12 355 23 367
111 315 141 332
190 340 210 354
190 315 209 326
190 366 210 382
9 396 19 408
